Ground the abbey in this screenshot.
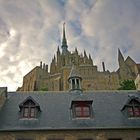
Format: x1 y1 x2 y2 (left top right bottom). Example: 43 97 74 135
17 24 140 91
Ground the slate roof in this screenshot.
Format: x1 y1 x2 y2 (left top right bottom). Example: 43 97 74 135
0 91 140 131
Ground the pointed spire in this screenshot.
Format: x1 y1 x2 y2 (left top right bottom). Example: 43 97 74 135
118 48 124 61
62 22 67 45
75 47 78 54
84 50 87 57
61 23 68 54
89 54 91 59
54 55 56 61
57 46 60 54
118 48 124 67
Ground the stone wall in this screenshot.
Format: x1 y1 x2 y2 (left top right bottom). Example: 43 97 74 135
0 87 7 109
0 129 140 140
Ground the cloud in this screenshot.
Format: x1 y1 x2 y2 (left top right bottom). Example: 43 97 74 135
0 0 140 91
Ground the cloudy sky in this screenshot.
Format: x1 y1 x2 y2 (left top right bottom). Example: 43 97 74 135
0 0 140 91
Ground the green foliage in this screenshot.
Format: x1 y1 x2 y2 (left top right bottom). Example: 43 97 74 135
39 86 48 91
118 80 136 90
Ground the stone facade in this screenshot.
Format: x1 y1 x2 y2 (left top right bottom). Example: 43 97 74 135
0 129 140 140
17 25 139 91
0 87 7 109
135 64 140 90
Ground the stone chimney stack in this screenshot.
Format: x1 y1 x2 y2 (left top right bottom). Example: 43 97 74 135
40 61 42 68
45 64 48 72
102 62 105 72
0 87 7 109
43 63 46 70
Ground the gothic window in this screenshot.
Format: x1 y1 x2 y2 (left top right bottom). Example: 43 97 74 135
19 96 41 119
72 101 93 118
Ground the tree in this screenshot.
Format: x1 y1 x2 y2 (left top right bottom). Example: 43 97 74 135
39 86 48 91
118 80 136 90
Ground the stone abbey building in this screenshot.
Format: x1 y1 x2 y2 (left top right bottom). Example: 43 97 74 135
17 24 140 91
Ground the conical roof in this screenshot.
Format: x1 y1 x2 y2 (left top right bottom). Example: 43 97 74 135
68 65 82 80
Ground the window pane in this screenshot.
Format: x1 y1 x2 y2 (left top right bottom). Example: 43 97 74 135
128 107 134 117
23 108 29 117
30 108 36 117
75 106 90 117
134 107 140 117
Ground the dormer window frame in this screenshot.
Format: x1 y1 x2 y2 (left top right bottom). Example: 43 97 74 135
22 103 36 118
19 96 41 119
127 101 140 118
71 101 93 119
122 97 140 118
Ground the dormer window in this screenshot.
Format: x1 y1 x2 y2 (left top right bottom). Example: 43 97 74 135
122 95 140 118
71 101 93 118
19 96 41 119
127 103 140 117
22 102 36 118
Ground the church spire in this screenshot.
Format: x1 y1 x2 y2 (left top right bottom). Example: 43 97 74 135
118 48 125 67
61 23 68 54
62 23 67 45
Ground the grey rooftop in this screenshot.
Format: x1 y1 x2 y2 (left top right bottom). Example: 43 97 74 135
0 91 140 131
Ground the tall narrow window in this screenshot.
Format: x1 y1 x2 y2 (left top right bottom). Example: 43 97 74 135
72 79 75 89
76 78 80 89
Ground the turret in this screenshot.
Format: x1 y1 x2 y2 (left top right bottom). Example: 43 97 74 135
68 64 82 92
84 50 88 64
75 47 78 54
57 46 61 68
89 54 93 65
57 45 60 54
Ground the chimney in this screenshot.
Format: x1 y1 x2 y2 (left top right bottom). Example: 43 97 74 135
102 62 105 72
0 87 7 109
43 63 45 70
40 61 42 68
45 64 48 72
